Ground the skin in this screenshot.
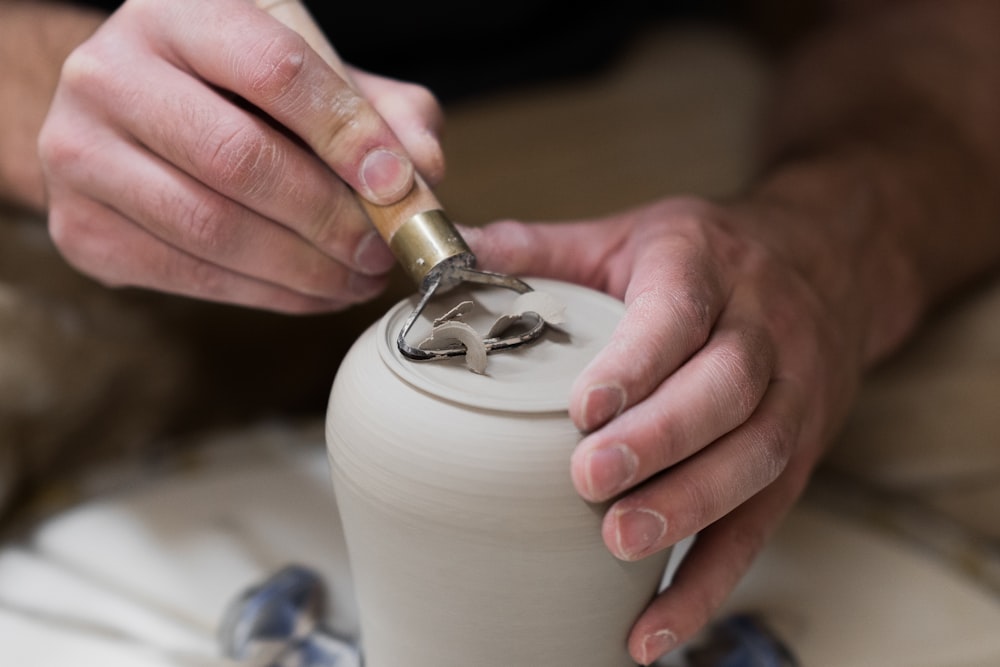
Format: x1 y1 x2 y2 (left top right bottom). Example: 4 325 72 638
468 1 1000 662
3 0 1000 664
4 0 444 311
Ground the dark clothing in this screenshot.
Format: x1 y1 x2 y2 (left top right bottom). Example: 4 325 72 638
69 1 740 102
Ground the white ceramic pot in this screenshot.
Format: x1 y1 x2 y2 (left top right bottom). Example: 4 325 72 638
326 278 669 666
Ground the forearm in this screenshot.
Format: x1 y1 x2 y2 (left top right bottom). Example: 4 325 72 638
745 0 1000 366
0 1 105 211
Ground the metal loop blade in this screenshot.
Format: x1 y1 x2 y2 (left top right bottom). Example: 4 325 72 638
396 269 547 361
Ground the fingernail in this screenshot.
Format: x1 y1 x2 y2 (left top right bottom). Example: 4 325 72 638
640 629 678 664
359 148 412 204
354 230 395 274
615 507 666 561
580 383 626 431
583 443 637 500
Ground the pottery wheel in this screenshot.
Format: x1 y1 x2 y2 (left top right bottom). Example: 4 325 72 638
1 421 1000 666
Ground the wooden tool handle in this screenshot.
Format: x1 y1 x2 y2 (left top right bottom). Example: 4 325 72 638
255 0 442 246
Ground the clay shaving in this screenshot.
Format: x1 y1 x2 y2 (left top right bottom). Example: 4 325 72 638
432 300 474 327
419 320 488 374
512 291 567 327
418 291 567 374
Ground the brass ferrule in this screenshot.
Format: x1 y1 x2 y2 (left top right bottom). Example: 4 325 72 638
389 210 475 292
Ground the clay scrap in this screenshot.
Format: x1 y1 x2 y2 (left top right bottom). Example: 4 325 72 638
512 291 567 327
419 320 489 374
417 291 567 374
432 300 474 327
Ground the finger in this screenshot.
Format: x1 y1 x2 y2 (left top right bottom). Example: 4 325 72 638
459 218 634 287
566 199 753 434
45 120 387 303
48 190 353 313
462 199 718 291
571 320 775 502
600 378 801 563
625 466 808 665
569 225 731 433
464 214 737 434
143 0 415 205
60 45 395 276
352 69 446 185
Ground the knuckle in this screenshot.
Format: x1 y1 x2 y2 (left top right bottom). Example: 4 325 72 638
307 197 364 255
328 85 366 126
37 126 85 175
38 121 110 184
674 469 723 530
57 39 132 110
711 333 772 420
743 413 795 488
664 285 714 343
243 32 309 102
765 419 796 478
58 44 106 96
313 87 372 156
306 210 344 252
201 122 282 197
709 352 755 421
177 193 237 255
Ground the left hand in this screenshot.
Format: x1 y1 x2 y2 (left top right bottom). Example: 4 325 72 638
465 195 866 664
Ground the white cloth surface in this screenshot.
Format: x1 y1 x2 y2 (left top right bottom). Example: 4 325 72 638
2 422 1000 666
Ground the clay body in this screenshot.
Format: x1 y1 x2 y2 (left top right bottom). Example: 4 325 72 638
326 279 670 666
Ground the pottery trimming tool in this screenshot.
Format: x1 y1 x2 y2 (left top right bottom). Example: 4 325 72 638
255 0 546 363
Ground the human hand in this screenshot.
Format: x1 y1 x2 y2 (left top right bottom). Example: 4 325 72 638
38 0 444 311
465 196 867 664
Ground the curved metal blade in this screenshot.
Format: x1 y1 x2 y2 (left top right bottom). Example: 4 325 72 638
396 268 547 361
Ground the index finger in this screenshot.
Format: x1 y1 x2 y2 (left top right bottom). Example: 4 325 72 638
570 229 727 433
144 0 414 205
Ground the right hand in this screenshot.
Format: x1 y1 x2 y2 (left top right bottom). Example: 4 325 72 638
465 193 879 663
38 0 444 312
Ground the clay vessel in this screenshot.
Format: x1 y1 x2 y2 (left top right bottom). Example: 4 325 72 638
326 278 669 666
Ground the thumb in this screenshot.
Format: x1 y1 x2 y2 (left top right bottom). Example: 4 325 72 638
459 218 629 289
